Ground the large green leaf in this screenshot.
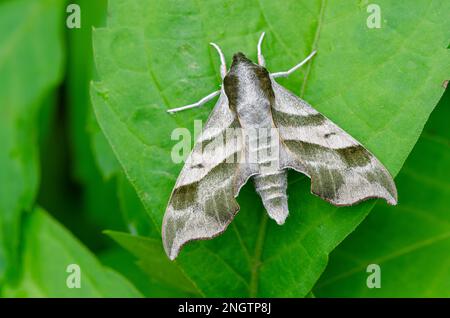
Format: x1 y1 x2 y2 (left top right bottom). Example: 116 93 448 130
0 0 65 282
2 208 142 297
315 89 450 297
91 0 449 296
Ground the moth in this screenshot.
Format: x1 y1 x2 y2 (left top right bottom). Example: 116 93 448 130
163 32 397 260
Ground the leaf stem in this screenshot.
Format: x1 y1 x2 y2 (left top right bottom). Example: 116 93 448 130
249 213 269 297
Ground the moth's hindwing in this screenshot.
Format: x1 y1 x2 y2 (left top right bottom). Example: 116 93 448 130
162 92 253 260
270 80 397 206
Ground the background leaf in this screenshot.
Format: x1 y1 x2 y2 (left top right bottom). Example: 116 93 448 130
314 88 450 297
0 0 65 283
2 208 142 297
91 0 449 296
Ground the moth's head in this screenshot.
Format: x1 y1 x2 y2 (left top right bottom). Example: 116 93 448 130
230 52 255 69
223 51 273 113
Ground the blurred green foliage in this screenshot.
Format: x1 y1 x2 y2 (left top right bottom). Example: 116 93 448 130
0 0 65 285
0 0 448 297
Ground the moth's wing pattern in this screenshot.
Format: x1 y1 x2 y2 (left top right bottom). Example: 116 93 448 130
162 92 253 260
270 80 397 206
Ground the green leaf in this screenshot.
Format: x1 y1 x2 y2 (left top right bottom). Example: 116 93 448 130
99 246 192 297
91 0 449 296
105 231 201 296
315 89 450 297
2 208 142 297
0 0 65 282
117 173 157 237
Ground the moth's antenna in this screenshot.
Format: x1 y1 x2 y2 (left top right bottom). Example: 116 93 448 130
167 90 221 114
210 42 227 79
271 50 317 78
257 32 266 67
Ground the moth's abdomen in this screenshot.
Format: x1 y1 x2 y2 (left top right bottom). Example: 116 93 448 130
253 170 288 225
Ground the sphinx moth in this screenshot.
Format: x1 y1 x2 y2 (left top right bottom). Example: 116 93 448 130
162 33 397 260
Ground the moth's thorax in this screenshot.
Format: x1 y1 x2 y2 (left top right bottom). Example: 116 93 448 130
223 53 275 128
